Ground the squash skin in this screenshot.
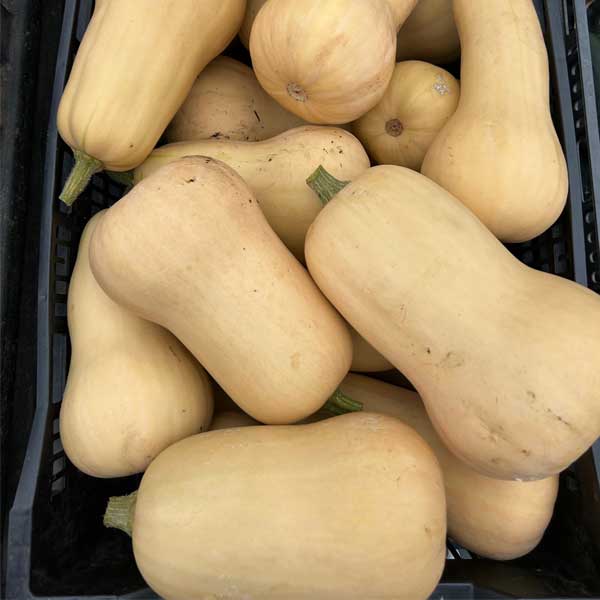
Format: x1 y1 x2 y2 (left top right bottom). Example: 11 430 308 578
131 413 446 600
396 0 459 64
134 126 370 261
249 0 418 124
352 60 459 170
59 212 213 478
57 0 245 187
305 165 600 481
338 374 558 560
166 56 305 143
91 157 352 425
421 0 567 242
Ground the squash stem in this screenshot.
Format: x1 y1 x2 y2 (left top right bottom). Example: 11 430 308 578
106 170 134 188
306 165 349 205
59 149 103 206
323 389 363 415
103 491 137 537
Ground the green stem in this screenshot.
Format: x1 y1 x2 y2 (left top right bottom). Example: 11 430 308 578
306 165 349 206
59 149 103 206
106 170 134 188
103 491 137 537
323 389 363 415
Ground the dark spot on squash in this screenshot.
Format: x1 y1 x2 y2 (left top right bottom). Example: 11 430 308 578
526 390 536 400
185 177 196 183
426 347 431 354
521 448 531 456
129 143 134 148
210 132 221 138
254 110 261 122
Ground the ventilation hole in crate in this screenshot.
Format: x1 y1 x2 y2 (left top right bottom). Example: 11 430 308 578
572 81 581 95
57 225 72 242
585 209 596 225
592 271 600 285
53 417 60 435
55 301 67 318
587 231 596 245
51 475 66 498
591 251 598 264
55 279 68 296
55 243 70 277
52 334 68 403
53 437 64 456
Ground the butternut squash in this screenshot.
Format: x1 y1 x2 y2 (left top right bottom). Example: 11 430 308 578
352 61 459 170
166 56 305 143
421 0 567 242
239 0 267 49
90 157 352 425
396 0 459 64
336 374 558 559
59 212 213 478
104 412 446 599
350 326 393 372
305 165 600 481
134 126 370 261
249 0 418 124
210 410 259 430
57 0 246 205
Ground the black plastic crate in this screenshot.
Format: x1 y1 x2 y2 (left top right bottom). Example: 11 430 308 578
5 0 600 598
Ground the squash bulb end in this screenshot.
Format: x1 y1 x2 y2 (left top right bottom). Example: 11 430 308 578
385 119 404 137
287 82 308 103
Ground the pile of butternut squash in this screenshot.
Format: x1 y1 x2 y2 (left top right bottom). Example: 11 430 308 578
55 1 596 599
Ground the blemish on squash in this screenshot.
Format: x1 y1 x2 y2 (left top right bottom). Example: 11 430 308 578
426 347 431 354
253 110 261 122
521 448 531 456
185 177 196 183
526 390 536 400
438 351 464 368
290 352 301 369
433 74 450 96
385 118 404 137
287 82 307 103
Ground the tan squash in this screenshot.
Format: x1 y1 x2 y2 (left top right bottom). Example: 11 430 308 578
91 157 352 425
104 412 446 599
421 0 567 242
352 61 459 170
57 0 246 205
350 326 393 372
249 0 418 124
134 126 369 261
305 165 600 481
239 0 267 48
166 56 305 143
59 212 213 478
210 410 260 430
336 374 558 559
396 0 459 64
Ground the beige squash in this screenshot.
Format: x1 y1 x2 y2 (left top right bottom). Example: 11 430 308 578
396 0 459 64
134 126 370 261
91 157 352 425
421 0 567 242
105 412 446 600
352 61 459 170
337 374 558 560
350 326 393 372
239 0 267 48
249 0 418 124
210 410 259 430
57 0 246 205
166 56 305 143
60 212 213 478
305 165 600 481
